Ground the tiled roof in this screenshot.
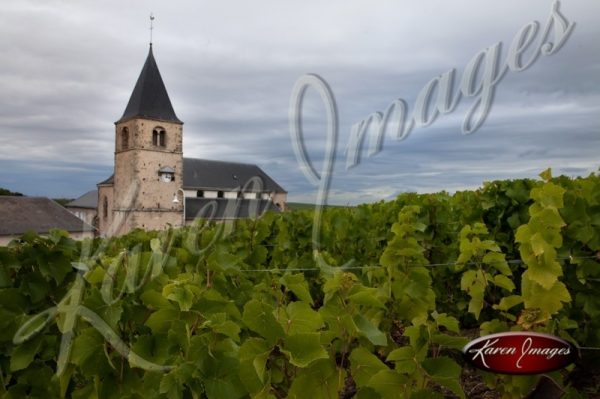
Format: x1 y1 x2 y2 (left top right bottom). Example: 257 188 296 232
0 197 95 235
98 174 114 186
116 45 182 124
66 190 98 209
97 158 286 194
183 158 286 193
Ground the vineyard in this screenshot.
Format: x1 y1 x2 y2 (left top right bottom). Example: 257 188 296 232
1 169 600 398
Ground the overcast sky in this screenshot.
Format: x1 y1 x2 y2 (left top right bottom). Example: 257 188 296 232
0 0 598 204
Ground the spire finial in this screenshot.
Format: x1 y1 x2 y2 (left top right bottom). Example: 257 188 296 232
149 13 155 46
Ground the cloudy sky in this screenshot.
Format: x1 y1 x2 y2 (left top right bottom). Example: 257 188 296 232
1 0 598 204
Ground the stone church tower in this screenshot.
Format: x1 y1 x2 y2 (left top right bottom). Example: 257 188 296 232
94 43 287 237
97 45 184 236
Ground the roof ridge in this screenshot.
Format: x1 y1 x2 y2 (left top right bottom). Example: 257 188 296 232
0 196 97 235
183 157 261 167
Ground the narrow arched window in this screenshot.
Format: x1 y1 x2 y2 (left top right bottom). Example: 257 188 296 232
103 196 108 219
121 127 129 150
153 127 166 147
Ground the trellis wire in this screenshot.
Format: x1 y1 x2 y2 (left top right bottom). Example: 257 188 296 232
238 255 599 273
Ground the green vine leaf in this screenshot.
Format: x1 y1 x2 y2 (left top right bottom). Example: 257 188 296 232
242 299 285 345
353 314 387 346
421 357 464 399
280 332 328 368
349 347 388 387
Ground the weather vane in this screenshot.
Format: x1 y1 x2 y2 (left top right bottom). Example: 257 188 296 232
149 13 155 45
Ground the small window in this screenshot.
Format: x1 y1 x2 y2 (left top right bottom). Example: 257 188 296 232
197 190 204 198
121 127 129 149
103 196 108 219
217 191 224 198
153 127 166 147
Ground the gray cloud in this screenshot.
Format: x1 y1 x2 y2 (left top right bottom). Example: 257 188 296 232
0 0 598 203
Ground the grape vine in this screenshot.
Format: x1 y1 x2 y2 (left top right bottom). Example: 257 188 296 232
1 170 599 398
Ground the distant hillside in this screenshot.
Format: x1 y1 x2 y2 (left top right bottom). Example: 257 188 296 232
52 198 74 206
286 202 348 211
0 187 23 196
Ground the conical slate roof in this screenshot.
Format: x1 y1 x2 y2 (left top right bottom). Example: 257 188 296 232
116 45 182 124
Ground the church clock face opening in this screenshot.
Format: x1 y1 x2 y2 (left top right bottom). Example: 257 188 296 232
158 166 176 183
